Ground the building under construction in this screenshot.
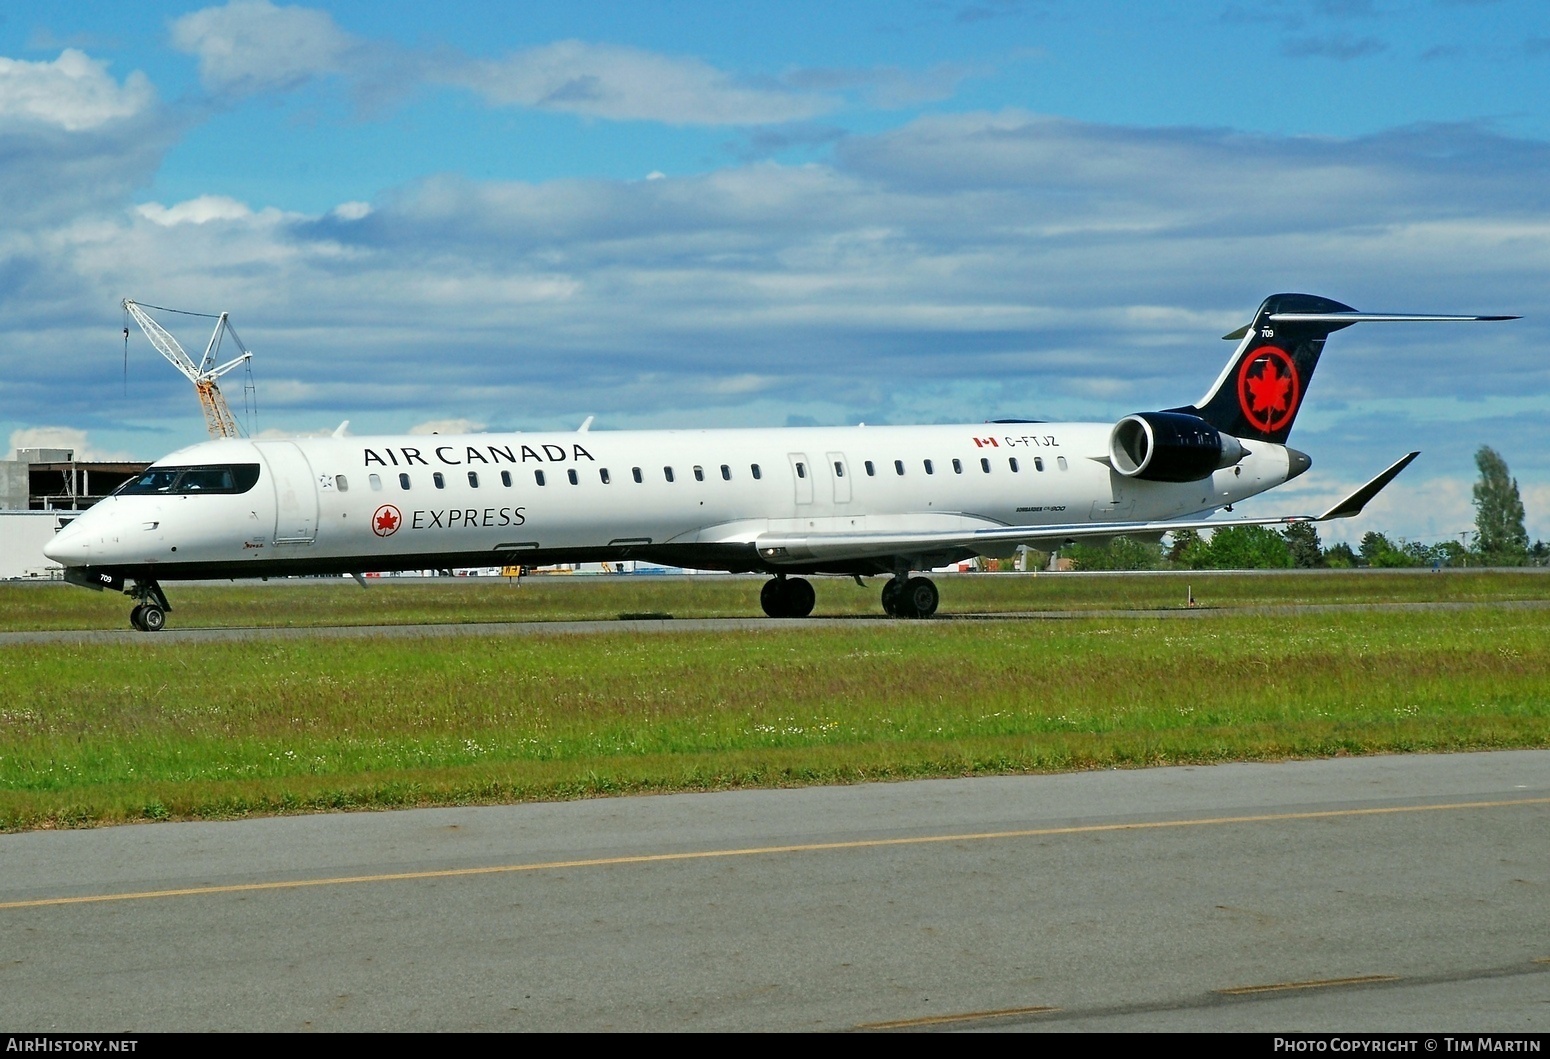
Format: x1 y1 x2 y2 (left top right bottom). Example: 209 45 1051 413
0 447 149 512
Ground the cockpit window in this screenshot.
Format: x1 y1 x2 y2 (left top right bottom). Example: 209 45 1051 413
116 464 261 496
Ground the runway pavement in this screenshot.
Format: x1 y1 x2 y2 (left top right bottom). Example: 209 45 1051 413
2 750 1546 1031
5 596 1550 645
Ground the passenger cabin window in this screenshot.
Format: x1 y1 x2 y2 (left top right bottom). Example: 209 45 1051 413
336 475 350 492
398 473 411 490
468 471 479 487
632 467 643 483
894 460 905 476
833 461 844 478
865 461 875 476
567 469 579 485
980 458 991 473
501 470 512 486
923 459 934 475
664 466 675 483
796 463 807 479
721 464 731 481
1034 457 1044 472
535 470 546 486
117 464 262 496
751 464 762 480
952 459 963 474
1057 456 1069 470
600 468 611 484
369 473 382 491
433 472 445 489
1009 458 1020 473
694 466 705 482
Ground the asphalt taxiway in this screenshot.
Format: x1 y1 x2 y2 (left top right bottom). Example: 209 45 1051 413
2 750 1546 1031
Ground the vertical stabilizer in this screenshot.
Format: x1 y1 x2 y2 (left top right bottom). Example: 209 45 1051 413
1174 293 1357 444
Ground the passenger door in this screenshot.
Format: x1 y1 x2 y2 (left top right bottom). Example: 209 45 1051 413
254 441 318 544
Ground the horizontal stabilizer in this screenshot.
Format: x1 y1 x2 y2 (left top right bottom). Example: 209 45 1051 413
1223 311 1517 339
1270 312 1519 324
1315 451 1420 521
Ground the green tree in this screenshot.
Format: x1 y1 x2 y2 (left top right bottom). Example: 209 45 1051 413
1281 521 1324 568
1472 446 1529 565
1065 535 1161 571
1434 540 1469 568
1324 541 1357 568
1359 531 1417 567
1196 525 1293 569
1166 528 1201 566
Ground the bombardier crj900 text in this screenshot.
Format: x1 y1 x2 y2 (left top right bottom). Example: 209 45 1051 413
46 294 1516 631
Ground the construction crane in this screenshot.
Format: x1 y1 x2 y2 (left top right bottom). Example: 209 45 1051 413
122 299 253 438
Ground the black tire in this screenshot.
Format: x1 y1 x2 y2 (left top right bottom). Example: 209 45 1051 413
760 578 788 618
785 577 815 618
139 605 166 632
129 604 146 631
904 576 938 619
880 578 904 617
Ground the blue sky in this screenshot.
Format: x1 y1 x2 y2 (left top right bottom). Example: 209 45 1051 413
1 0 1547 544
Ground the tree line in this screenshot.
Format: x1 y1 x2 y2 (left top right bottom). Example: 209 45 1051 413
1060 445 1543 571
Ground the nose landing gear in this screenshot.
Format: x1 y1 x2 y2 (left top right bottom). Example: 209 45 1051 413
127 580 171 633
760 576 816 618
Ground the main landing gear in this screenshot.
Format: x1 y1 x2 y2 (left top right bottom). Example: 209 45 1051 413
127 579 172 633
761 575 816 618
881 575 939 619
758 573 940 619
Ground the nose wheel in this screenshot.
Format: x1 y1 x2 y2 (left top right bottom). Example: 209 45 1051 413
129 603 166 632
881 575 938 618
760 576 816 618
126 580 171 633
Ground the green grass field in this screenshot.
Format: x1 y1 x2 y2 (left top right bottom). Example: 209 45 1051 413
2 567 1547 630
2 572 1547 831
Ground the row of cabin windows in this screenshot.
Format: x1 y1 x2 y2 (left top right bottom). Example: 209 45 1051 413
864 456 1066 476
341 454 1068 493
349 465 766 491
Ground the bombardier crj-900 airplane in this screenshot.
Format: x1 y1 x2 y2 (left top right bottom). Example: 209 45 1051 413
47 294 1515 631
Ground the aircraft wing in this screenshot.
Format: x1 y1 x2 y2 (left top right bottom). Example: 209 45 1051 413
755 452 1418 565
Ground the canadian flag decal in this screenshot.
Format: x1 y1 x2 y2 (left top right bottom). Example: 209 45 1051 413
973 437 998 448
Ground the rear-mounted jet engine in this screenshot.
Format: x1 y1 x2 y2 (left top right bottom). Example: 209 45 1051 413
1109 411 1247 483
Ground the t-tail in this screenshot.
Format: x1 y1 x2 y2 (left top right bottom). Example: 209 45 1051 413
1171 293 1518 445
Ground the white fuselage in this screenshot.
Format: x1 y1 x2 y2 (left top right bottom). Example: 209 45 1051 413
44 422 1297 578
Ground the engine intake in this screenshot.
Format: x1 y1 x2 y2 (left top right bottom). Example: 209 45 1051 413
1109 412 1246 482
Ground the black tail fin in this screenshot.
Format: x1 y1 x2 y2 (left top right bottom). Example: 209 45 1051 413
1174 293 1357 445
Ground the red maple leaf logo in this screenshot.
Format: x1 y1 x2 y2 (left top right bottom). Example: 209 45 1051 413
1237 347 1300 433
372 505 401 537
1246 360 1291 417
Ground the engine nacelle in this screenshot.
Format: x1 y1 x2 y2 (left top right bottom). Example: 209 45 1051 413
1108 411 1246 483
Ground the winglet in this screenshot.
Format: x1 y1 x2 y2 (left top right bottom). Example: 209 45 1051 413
1315 451 1420 521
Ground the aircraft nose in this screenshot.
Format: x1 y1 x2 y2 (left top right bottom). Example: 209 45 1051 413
43 523 91 566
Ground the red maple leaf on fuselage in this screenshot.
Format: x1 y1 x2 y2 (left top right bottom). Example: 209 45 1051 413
375 509 400 533
1245 358 1292 419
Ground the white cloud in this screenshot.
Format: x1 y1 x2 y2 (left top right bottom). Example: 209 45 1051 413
166 3 974 126
136 195 253 225
452 41 834 125
0 49 153 131
170 0 361 96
